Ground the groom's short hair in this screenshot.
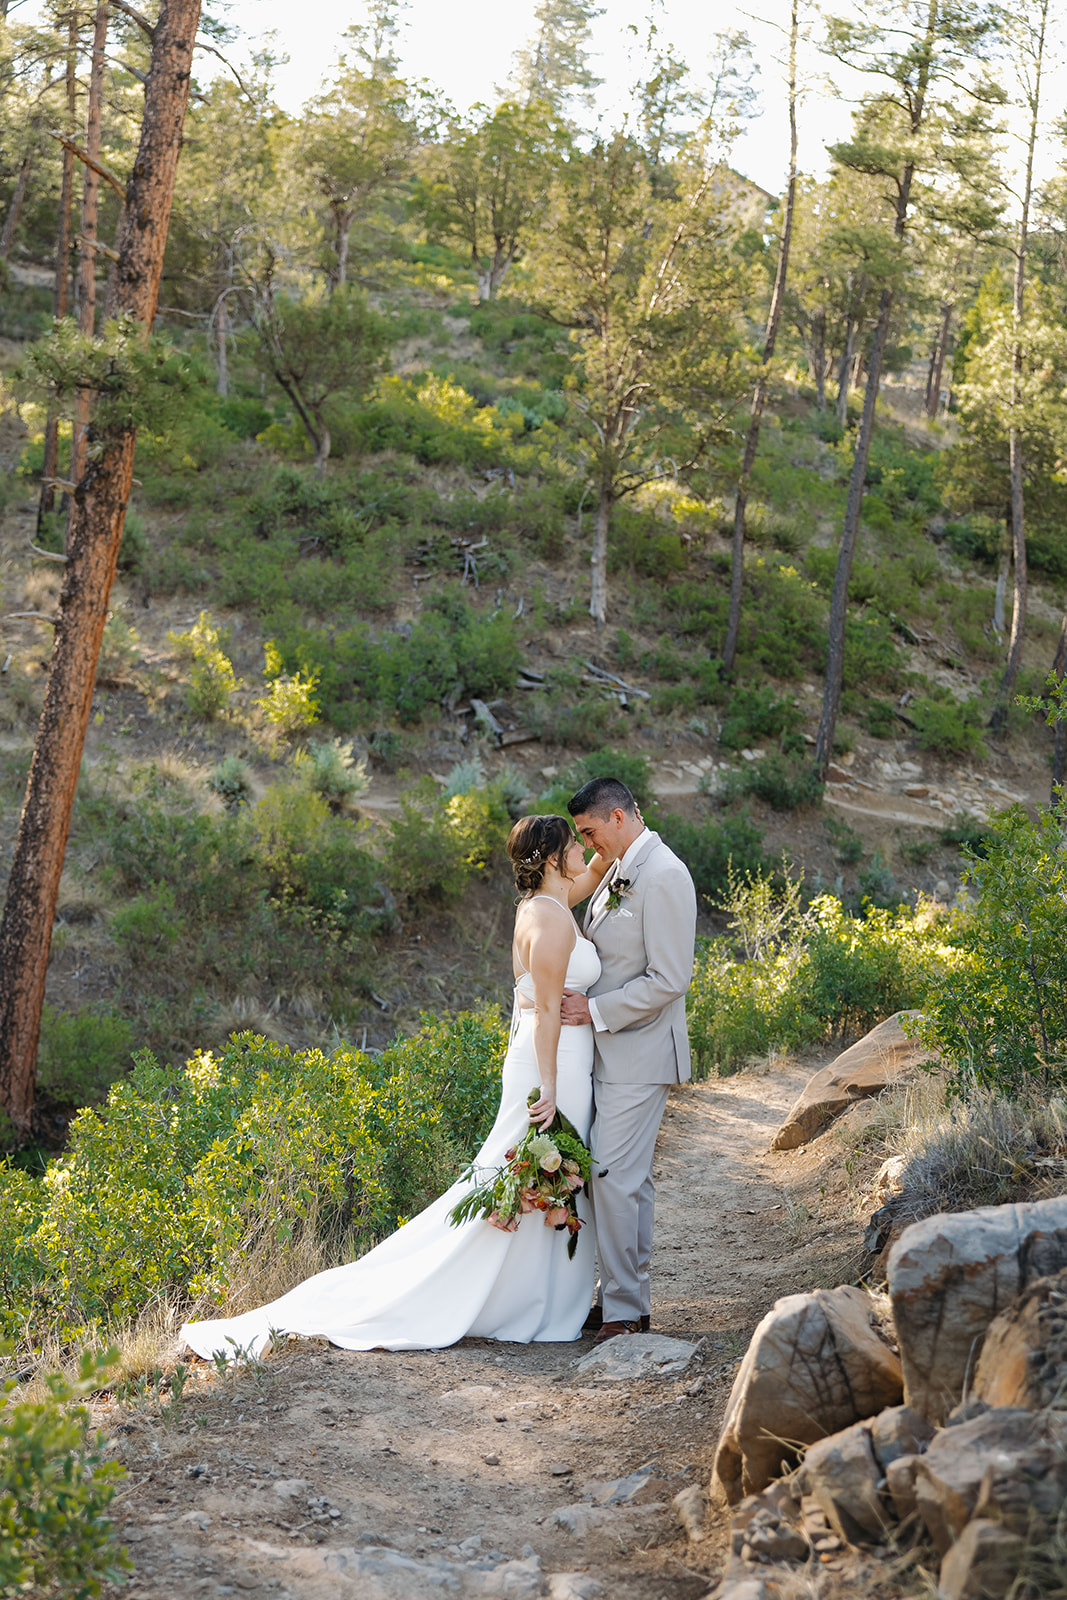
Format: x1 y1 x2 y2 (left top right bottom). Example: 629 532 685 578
568 776 637 819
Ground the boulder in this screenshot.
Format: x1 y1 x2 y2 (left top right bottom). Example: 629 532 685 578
912 1407 1053 1554
887 1196 1067 1424
712 1285 903 1504
799 1406 933 1546
771 1012 928 1150
938 1520 1026 1600
800 1422 889 1545
973 1265 1067 1410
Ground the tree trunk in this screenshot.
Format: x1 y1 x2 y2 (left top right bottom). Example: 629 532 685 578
589 476 610 630
314 422 331 477
69 1 110 508
925 300 953 418
215 291 228 397
0 151 33 264
722 0 798 677
334 208 351 289
1051 613 1067 804
0 0 202 1136
40 17 77 531
991 0 1046 734
835 316 855 428
814 279 901 777
812 309 827 409
994 547 1008 637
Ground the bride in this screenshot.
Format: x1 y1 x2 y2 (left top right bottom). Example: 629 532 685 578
180 815 608 1359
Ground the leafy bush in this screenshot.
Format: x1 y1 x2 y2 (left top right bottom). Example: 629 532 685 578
0 1348 129 1597
95 615 139 685
207 754 253 810
36 1007 135 1105
916 806 1067 1094
13 1013 507 1337
167 613 238 720
723 752 823 812
383 778 473 906
911 692 987 757
293 739 368 808
719 685 794 750
273 594 520 729
659 811 768 903
686 874 941 1075
825 816 863 865
256 643 319 734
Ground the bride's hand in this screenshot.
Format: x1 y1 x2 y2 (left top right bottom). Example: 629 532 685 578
528 1086 556 1128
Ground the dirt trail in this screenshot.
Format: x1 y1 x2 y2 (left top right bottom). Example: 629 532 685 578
101 1058 867 1600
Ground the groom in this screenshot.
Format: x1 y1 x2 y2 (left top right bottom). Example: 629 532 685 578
562 777 697 1344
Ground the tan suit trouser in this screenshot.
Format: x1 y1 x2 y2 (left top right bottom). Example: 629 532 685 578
589 1080 670 1323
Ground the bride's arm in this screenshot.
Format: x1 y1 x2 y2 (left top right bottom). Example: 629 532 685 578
524 906 570 1129
566 848 610 908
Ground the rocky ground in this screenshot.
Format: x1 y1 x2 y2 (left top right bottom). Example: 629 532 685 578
96 1054 877 1600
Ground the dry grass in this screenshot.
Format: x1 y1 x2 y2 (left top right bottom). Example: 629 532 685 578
838 1074 1067 1233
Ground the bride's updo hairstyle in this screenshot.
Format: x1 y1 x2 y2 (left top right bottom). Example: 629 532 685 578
507 814 573 897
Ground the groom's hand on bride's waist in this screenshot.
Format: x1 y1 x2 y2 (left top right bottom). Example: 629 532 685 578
561 990 592 1026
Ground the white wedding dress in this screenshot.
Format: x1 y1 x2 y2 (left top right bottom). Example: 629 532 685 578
180 922 601 1359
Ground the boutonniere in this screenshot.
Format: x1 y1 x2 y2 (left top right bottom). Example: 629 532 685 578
605 877 632 912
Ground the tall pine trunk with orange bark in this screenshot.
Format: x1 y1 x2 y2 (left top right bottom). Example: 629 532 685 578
0 0 202 1135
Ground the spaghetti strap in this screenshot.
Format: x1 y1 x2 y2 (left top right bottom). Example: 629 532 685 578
513 896 579 985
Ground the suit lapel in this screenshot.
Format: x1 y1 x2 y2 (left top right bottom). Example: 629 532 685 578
587 862 618 933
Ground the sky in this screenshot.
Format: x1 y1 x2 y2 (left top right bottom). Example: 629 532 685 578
205 0 853 195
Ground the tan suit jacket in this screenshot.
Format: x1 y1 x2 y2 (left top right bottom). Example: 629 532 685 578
583 831 697 1085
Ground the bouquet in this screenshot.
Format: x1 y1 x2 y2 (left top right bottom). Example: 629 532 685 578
448 1090 593 1259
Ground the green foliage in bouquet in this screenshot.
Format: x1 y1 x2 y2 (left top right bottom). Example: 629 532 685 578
448 1090 592 1259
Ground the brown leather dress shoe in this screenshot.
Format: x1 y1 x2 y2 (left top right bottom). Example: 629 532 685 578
592 1319 640 1345
584 1307 650 1334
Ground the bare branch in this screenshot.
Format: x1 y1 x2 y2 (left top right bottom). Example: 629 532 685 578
47 131 126 198
110 0 156 41
28 542 69 563
77 232 120 262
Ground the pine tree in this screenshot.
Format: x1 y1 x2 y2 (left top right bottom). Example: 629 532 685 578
509 0 603 117
812 0 1004 779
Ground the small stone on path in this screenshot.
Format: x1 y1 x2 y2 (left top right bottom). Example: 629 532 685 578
572 1332 700 1380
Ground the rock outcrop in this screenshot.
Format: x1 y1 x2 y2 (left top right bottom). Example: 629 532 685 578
973 1265 1067 1409
887 1196 1067 1424
771 1012 928 1151
712 1285 903 1503
913 1406 1067 1555
797 1406 933 1547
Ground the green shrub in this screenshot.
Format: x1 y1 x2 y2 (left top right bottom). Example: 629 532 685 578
0 1168 48 1335
825 816 863 865
916 806 1067 1094
659 811 768 903
911 693 987 757
20 1013 507 1334
939 811 993 855
256 644 319 735
111 887 181 956
36 1008 135 1106
686 876 941 1075
207 754 253 810
802 895 930 1041
273 594 520 730
862 697 897 738
293 739 368 808
168 613 238 720
719 685 795 751
723 752 823 812
0 1347 129 1597
383 778 472 906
